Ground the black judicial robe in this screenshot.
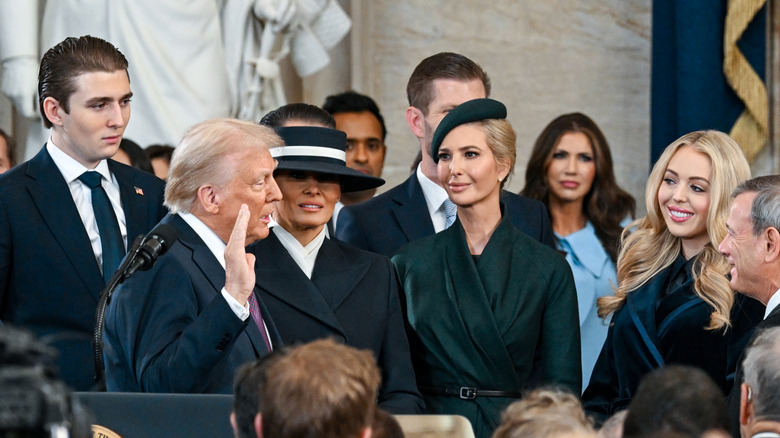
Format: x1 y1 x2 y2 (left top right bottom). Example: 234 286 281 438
392 210 581 438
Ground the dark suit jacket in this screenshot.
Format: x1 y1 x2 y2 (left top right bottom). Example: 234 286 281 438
247 232 424 414
0 147 166 390
335 173 555 257
103 213 280 394
728 301 780 437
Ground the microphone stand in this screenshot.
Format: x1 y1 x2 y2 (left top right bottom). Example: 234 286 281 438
92 234 145 390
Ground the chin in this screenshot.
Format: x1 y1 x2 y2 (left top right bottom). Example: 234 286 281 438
248 229 270 242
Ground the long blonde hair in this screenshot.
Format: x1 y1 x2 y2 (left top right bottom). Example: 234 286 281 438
597 130 751 330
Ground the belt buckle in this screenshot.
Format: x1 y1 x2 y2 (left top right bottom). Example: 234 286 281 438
459 387 477 400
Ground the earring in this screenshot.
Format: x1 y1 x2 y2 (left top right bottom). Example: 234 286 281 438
498 177 503 182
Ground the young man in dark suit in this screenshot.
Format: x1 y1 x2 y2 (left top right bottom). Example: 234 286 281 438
0 35 166 391
103 119 283 393
718 175 780 436
335 52 554 257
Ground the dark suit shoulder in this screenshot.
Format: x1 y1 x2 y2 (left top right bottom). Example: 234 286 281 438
342 176 413 215
500 190 546 211
500 191 555 247
391 229 442 261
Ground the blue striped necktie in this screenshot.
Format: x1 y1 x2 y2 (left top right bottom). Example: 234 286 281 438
443 198 457 228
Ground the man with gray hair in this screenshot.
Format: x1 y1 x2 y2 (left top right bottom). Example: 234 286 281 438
718 175 780 436
103 118 283 393
739 327 780 438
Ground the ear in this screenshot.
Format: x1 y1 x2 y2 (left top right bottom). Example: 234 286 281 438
360 426 372 438
253 413 263 438
196 185 221 215
497 158 511 182
43 97 64 127
764 227 780 262
740 383 752 426
229 412 239 437
405 107 425 139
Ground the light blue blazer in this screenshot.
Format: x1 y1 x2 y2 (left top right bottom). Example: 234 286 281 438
556 221 616 388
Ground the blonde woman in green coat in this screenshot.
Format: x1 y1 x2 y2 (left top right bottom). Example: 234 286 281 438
392 99 581 438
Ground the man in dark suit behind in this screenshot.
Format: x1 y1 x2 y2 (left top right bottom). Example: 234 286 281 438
103 118 283 393
0 35 166 391
717 175 780 436
336 52 554 257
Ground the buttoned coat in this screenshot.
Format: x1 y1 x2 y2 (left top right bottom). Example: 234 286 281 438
247 231 424 414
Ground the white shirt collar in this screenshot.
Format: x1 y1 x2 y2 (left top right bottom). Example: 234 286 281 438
47 139 112 183
556 221 611 278
179 212 227 270
272 225 326 279
765 288 780 319
416 164 449 232
331 201 345 233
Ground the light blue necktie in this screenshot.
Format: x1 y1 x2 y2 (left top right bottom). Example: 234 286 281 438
78 171 124 282
443 198 457 229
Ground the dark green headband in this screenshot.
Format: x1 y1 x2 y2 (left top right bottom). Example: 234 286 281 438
431 98 507 163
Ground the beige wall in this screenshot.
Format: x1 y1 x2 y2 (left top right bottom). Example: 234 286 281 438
3 0 775 210
346 0 653 210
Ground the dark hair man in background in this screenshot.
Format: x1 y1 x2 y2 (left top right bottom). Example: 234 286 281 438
335 52 554 257
323 91 388 205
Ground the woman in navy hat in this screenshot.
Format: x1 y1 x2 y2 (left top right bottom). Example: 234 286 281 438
392 99 581 438
245 125 424 414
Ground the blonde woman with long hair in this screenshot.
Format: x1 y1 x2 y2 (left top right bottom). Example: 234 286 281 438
582 130 764 421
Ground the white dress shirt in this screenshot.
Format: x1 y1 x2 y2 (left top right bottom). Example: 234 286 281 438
416 164 450 233
47 141 127 273
331 201 345 232
765 288 780 319
179 212 251 321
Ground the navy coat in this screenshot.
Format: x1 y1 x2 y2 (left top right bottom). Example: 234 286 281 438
103 214 279 393
335 173 555 257
0 147 166 390
247 231 424 414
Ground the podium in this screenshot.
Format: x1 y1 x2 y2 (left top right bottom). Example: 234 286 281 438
75 392 234 438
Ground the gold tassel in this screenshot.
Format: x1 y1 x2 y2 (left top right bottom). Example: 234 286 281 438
723 0 768 162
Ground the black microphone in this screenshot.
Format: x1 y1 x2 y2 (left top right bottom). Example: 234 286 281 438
124 223 177 278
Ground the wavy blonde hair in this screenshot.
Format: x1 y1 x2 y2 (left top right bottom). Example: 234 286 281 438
597 130 751 330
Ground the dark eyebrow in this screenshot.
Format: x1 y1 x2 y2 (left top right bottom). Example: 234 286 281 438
85 92 133 106
85 97 111 106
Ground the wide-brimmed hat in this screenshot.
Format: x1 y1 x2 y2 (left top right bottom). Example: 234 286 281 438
431 98 507 163
272 126 385 193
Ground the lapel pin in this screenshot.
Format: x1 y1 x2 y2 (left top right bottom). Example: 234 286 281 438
134 186 144 196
